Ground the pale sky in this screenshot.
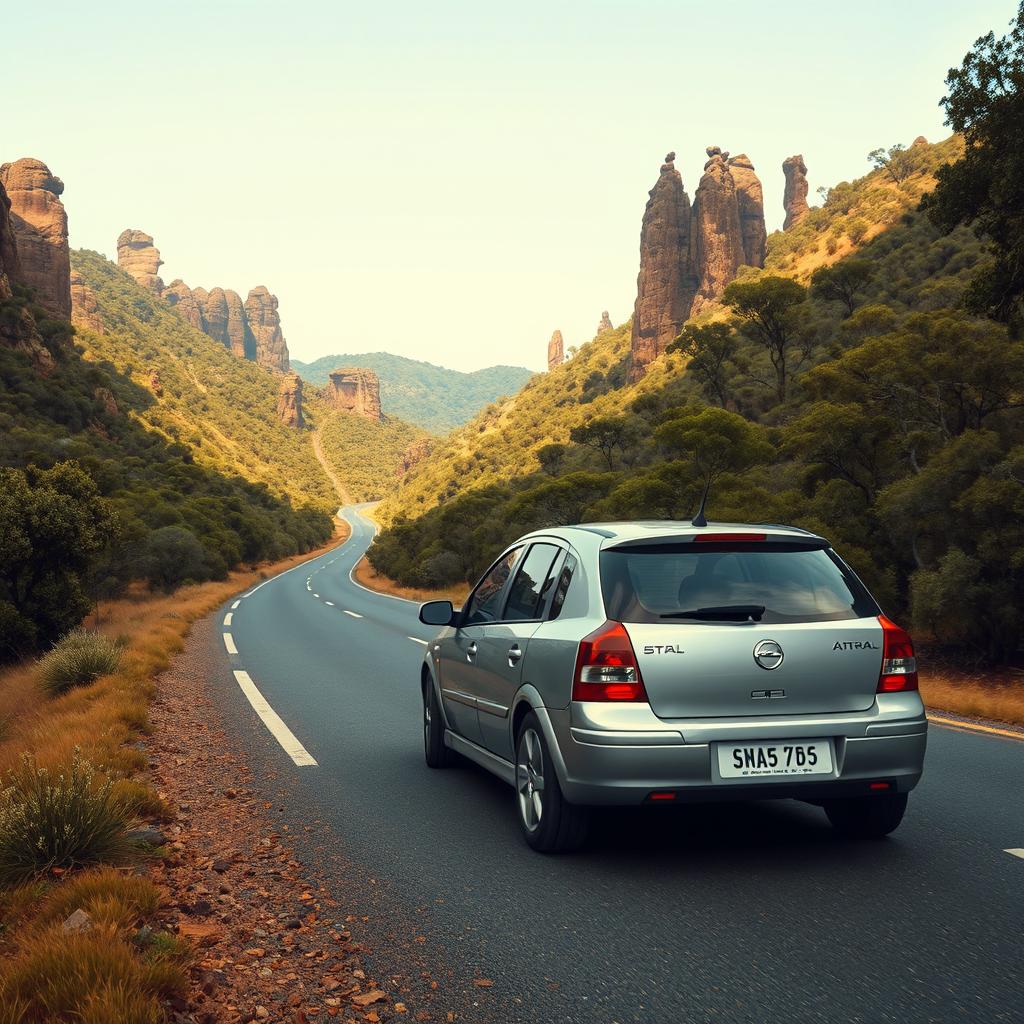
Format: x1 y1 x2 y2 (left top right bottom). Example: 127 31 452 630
5 0 1015 371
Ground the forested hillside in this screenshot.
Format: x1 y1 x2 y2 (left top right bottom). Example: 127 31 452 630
292 351 534 432
371 111 1024 666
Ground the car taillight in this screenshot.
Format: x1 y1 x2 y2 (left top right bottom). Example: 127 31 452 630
877 615 918 692
572 621 648 702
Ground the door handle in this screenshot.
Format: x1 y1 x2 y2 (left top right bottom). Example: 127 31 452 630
466 642 478 661
507 644 522 666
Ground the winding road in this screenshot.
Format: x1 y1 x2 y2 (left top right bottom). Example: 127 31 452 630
206 505 1024 1023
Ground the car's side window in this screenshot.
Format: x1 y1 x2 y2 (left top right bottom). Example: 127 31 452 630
462 547 522 626
503 543 562 621
548 552 577 620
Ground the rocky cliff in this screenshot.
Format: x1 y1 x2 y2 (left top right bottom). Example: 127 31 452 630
629 152 697 381
276 372 304 428
324 368 382 421
782 155 809 230
547 329 564 371
116 229 164 293
70 269 104 334
244 287 289 372
0 158 71 320
629 146 767 377
596 311 614 335
116 231 290 371
397 436 434 478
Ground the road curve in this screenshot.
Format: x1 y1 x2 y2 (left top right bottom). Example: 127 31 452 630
207 505 1024 1023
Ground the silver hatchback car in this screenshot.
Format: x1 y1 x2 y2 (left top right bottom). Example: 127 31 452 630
418 521 927 852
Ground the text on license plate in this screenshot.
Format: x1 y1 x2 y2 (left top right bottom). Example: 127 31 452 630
717 740 833 779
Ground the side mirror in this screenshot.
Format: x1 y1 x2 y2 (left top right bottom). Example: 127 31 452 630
419 600 456 627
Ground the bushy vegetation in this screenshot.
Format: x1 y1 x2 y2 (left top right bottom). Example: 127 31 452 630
293 350 535 432
373 123 1024 663
0 256 336 658
317 411 429 502
0 752 135 885
36 631 123 697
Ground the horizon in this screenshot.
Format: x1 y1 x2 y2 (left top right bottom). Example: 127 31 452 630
6 0 1016 371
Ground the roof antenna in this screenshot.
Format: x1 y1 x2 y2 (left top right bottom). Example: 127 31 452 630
691 479 711 528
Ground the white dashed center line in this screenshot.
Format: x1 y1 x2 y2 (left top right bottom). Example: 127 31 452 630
313 593 320 599
408 637 429 645
231 600 240 610
223 612 233 626
343 610 363 618
324 601 335 607
232 670 317 767
1005 848 1024 860
223 632 238 655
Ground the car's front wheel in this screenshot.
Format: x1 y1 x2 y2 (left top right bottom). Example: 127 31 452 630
824 792 908 838
423 678 452 769
515 711 589 853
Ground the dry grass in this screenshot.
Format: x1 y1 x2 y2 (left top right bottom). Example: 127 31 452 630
919 672 1024 728
353 555 469 606
0 520 350 1014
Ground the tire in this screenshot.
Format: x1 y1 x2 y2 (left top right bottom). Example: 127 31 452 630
423 678 453 769
824 792 908 839
515 711 589 853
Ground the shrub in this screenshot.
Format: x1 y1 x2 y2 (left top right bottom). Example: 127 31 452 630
37 630 123 697
0 751 135 884
33 867 161 931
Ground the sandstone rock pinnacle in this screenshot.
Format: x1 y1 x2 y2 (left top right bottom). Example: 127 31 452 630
324 368 382 421
116 229 164 293
547 330 564 371
0 158 71 320
70 270 104 334
276 372 304 428
596 311 613 335
727 154 767 269
690 150 745 316
782 155 809 230
244 286 290 372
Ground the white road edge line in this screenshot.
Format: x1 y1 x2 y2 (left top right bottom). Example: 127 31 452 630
232 670 318 767
306 583 311 591
343 610 363 618
223 612 233 626
408 636 429 645
223 632 238 655
1005 848 1024 859
231 600 240 610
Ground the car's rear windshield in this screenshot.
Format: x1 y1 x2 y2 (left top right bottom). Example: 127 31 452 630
599 542 879 624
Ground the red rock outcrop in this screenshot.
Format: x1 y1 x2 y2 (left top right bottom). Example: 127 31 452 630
596 311 613 335
116 229 164 292
727 154 767 269
0 178 55 372
628 152 697 382
70 270 104 334
276 372 304 428
690 148 746 316
244 286 289 372
397 437 433 478
547 330 564 371
0 158 71 320
94 387 118 417
164 279 205 331
324 368 382 421
782 155 809 230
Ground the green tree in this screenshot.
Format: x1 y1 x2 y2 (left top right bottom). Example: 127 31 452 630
569 416 641 470
923 2 1024 330
666 323 738 407
536 443 567 477
722 276 809 403
867 144 916 186
810 260 874 316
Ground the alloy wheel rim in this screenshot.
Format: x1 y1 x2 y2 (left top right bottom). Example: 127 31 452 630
424 694 431 744
516 728 545 832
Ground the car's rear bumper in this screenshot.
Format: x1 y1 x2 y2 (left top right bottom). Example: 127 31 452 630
543 699 928 806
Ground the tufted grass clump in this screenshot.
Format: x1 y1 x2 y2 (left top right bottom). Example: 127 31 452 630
37 630 123 698
0 751 135 885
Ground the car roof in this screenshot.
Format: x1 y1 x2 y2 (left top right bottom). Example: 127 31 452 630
521 520 824 547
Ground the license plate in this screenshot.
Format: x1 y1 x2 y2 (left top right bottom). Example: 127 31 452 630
717 739 833 779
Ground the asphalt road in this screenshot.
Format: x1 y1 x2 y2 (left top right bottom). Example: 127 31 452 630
208 505 1024 1023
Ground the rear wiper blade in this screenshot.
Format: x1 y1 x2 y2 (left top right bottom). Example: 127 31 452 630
660 604 766 621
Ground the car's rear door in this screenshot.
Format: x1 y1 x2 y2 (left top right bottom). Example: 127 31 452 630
473 542 564 759
439 546 523 745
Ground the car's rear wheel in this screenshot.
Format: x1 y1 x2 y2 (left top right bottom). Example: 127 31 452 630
423 679 452 769
824 792 908 838
515 711 588 853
